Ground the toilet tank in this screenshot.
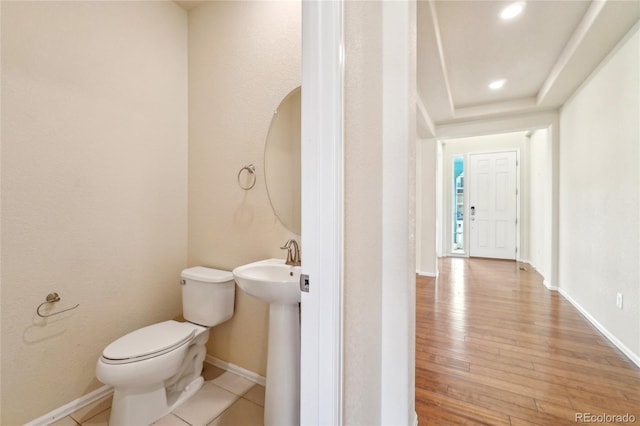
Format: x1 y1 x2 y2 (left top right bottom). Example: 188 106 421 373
181 267 235 327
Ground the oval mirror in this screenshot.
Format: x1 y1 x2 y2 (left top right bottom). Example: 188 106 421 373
264 87 301 234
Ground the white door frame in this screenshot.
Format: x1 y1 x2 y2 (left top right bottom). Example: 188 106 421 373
300 1 343 425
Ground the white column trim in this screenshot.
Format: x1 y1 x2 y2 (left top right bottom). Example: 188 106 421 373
300 0 344 425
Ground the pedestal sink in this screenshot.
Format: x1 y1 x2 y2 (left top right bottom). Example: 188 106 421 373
232 258 300 426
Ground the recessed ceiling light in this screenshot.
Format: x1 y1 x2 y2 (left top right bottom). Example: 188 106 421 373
500 1 526 20
489 79 506 90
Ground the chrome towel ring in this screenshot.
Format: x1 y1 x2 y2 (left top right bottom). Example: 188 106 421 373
36 292 79 318
238 164 256 190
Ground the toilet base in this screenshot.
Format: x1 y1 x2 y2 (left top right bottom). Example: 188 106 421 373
109 376 204 426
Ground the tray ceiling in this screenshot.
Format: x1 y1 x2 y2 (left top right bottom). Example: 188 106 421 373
417 0 640 133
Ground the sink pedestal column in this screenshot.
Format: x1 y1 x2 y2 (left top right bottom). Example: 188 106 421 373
264 303 300 426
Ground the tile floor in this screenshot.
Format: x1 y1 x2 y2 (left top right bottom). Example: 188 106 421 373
52 363 264 426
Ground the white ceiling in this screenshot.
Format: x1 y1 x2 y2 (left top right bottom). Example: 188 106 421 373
417 0 640 134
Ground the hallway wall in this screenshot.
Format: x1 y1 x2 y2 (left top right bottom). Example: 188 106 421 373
417 139 438 276
1 2 188 423
527 129 550 278
559 22 640 363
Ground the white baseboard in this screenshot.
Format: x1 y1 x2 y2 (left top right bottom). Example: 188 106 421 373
416 270 437 277
543 279 558 291
558 288 640 369
447 253 467 258
24 385 113 426
522 261 553 290
517 259 538 273
205 355 266 387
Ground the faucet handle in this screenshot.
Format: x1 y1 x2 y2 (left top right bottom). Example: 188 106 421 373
280 240 293 264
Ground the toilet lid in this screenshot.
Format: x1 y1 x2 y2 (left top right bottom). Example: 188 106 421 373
102 320 196 363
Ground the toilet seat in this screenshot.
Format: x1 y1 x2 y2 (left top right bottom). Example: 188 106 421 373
102 320 199 365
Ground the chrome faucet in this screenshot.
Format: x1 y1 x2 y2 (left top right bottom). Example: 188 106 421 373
280 239 301 266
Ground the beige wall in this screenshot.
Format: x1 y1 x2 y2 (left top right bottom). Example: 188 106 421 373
187 1 301 376
559 23 640 360
1 1 188 423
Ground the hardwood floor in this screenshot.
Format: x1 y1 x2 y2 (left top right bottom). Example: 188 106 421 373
415 257 640 425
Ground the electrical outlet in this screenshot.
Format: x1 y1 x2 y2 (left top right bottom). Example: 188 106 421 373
616 292 623 310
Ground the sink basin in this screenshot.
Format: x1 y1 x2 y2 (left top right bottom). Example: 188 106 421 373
232 258 301 425
232 258 301 304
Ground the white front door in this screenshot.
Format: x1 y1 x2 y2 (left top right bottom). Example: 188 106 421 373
468 151 518 259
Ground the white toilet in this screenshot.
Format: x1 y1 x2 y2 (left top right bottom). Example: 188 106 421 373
96 266 235 426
